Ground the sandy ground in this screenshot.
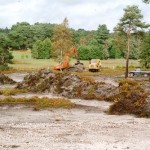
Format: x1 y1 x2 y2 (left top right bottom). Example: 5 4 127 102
0 73 150 150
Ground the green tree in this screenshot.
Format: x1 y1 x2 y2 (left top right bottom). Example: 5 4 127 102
0 33 13 70
77 39 103 60
96 24 110 59
32 38 52 59
9 22 33 49
52 18 73 60
96 24 109 44
140 31 150 68
143 0 150 3
116 5 149 78
72 28 94 46
31 22 55 42
109 33 125 58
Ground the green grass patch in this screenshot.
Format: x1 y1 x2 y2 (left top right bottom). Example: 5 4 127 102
8 50 140 73
0 96 75 109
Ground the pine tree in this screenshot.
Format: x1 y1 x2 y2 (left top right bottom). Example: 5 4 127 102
0 33 13 70
116 5 149 78
96 24 110 59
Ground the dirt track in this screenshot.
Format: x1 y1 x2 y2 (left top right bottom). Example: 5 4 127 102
0 73 150 150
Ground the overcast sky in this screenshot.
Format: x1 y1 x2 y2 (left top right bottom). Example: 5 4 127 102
0 0 149 31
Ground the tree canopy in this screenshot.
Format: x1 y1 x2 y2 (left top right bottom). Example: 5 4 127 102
140 31 150 68
52 18 73 59
0 33 13 70
143 0 150 3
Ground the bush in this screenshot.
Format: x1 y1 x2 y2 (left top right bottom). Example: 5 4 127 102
107 79 150 117
32 38 52 59
0 64 9 70
77 45 103 60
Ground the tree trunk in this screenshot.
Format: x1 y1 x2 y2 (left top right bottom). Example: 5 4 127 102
60 48 63 72
125 24 131 78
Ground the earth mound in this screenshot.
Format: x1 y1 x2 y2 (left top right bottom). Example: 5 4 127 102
0 73 16 85
16 69 150 118
108 79 150 118
16 69 118 100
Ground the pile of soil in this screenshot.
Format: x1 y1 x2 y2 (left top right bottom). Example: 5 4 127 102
16 69 118 100
0 73 16 85
108 79 150 118
16 69 150 118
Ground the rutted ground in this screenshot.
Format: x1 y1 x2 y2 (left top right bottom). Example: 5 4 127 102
0 72 150 150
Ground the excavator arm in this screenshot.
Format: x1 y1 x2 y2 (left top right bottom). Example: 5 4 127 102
54 47 80 70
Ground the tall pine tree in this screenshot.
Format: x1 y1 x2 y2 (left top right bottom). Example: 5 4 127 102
116 5 149 78
96 24 110 59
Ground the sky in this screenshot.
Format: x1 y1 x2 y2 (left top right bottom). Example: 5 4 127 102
0 0 149 31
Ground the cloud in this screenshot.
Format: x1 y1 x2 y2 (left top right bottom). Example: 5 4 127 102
0 0 149 31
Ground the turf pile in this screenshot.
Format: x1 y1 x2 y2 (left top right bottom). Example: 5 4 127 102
16 69 118 100
16 69 150 118
108 79 150 118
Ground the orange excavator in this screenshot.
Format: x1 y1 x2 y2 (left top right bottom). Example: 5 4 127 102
53 47 84 72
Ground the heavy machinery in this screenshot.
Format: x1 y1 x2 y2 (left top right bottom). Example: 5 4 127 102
53 47 84 72
89 59 101 72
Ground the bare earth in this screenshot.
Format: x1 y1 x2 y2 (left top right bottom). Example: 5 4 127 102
0 73 150 150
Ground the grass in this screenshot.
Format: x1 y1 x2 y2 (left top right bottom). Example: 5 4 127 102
0 89 28 96
0 96 75 109
9 50 54 71
7 50 140 74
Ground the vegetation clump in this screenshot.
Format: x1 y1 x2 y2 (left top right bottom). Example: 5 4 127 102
0 96 75 109
0 89 27 96
108 79 150 118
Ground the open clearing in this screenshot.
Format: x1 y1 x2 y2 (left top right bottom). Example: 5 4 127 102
8 50 139 72
0 73 150 150
0 103 150 150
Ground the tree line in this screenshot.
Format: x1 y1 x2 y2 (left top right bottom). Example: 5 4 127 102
0 4 150 71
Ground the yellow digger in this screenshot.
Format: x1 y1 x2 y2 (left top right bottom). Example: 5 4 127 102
89 59 101 72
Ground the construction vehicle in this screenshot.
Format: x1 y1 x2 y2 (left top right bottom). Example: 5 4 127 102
89 59 101 72
53 47 84 72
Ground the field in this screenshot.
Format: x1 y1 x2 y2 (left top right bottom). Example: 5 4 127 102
8 50 140 75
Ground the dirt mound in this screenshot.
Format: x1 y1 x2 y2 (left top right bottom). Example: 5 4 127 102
16 69 150 118
0 73 16 85
108 79 150 118
16 69 118 100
